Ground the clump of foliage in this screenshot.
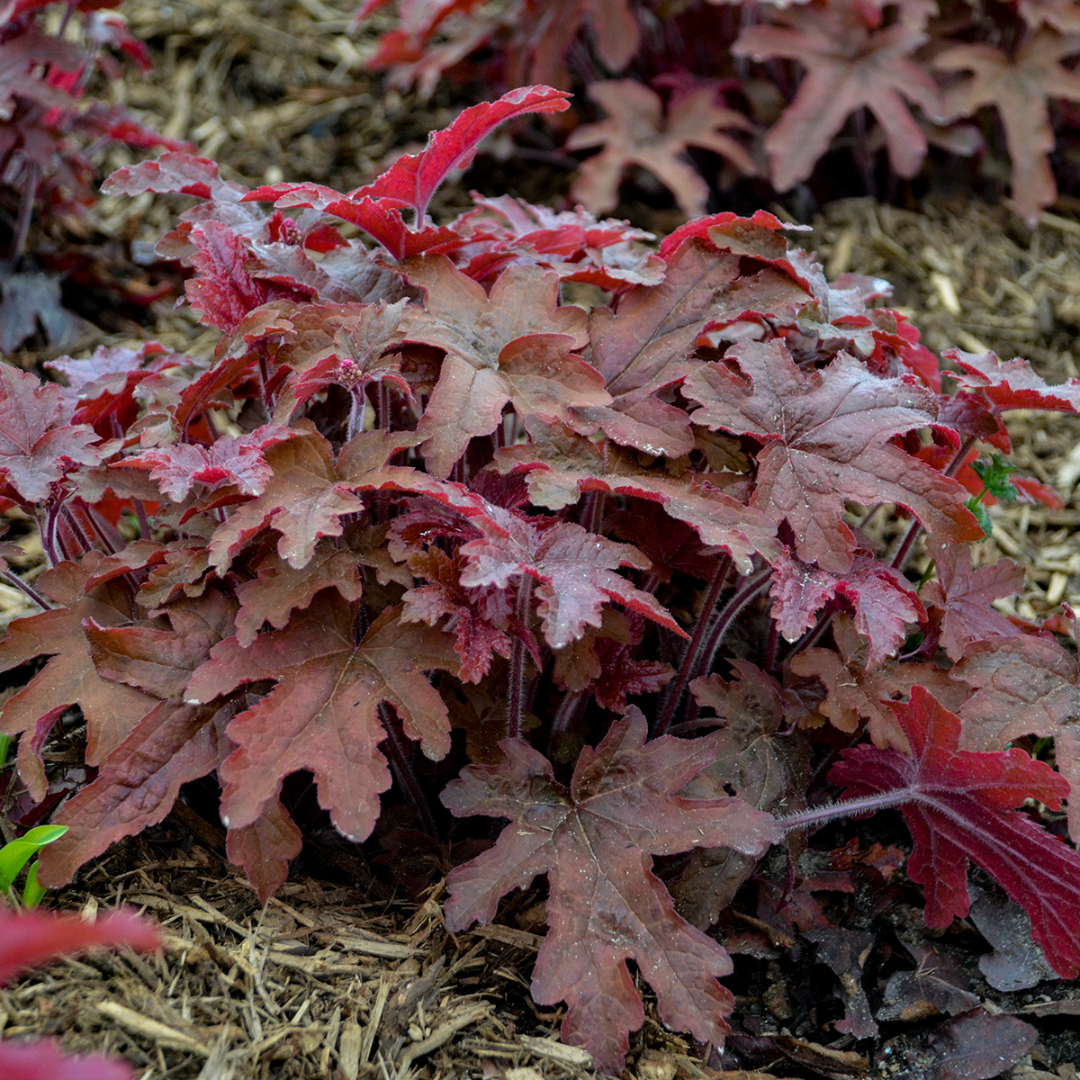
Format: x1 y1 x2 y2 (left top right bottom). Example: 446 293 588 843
356 0 1080 227
0 85 1079 1073
0 900 159 1079
0 0 184 351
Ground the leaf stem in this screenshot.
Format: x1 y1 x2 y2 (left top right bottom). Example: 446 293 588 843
777 787 913 832
379 703 439 838
0 568 49 611
507 576 534 740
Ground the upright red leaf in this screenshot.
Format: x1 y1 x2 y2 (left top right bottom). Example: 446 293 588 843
830 686 1080 979
686 339 981 573
350 84 570 221
442 709 782 1073
946 348 1080 413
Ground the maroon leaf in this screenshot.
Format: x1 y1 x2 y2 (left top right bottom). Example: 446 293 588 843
947 348 1080 413
830 686 1080 979
936 30 1080 226
733 0 941 190
441 709 782 1073
458 507 684 649
399 254 603 478
226 793 303 906
0 365 100 504
400 547 515 683
791 614 966 749
127 425 297 501
496 416 779 573
566 80 755 217
184 597 459 842
205 427 371 572
37 590 239 887
928 1009 1038 1080
0 560 156 801
770 548 925 666
685 339 981 572
921 541 1025 661
952 633 1080 842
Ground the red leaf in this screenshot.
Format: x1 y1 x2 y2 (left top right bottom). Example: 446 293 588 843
790 614 966 749
458 507 684 649
685 339 981 573
234 541 364 648
102 152 242 201
0 365 100 504
226 793 303 906
349 85 570 220
946 348 1080 413
205 427 369 572
399 254 604 477
401 547 515 683
184 597 459 842
830 686 1080 979
770 548 926 667
733 0 941 190
442 709 781 1073
566 80 755 217
921 540 1026 661
37 590 238 887
0 559 156 801
0 906 159 986
0 1038 134 1080
128 425 297 501
953 634 1080 843
496 416 779 573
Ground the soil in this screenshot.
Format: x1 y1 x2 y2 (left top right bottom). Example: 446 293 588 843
3 2 1080 1079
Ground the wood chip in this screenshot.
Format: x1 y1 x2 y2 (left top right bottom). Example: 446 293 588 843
519 1035 595 1069
97 1001 210 1055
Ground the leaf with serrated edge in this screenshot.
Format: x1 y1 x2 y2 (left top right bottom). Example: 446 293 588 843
184 597 459 842
685 339 981 572
442 708 781 1073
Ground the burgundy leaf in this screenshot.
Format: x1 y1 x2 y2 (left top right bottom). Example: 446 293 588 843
947 348 1080 413
442 709 781 1073
952 633 1080 842
830 686 1080 979
770 548 925 666
185 597 459 842
225 793 303 906
733 0 941 190
685 339 981 572
566 80 755 217
921 541 1025 661
0 365 100 504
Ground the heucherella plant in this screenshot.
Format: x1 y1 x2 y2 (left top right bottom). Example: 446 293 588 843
0 85 1077 1073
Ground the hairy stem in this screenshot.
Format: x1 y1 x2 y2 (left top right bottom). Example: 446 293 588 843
778 788 913 832
0 568 49 610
